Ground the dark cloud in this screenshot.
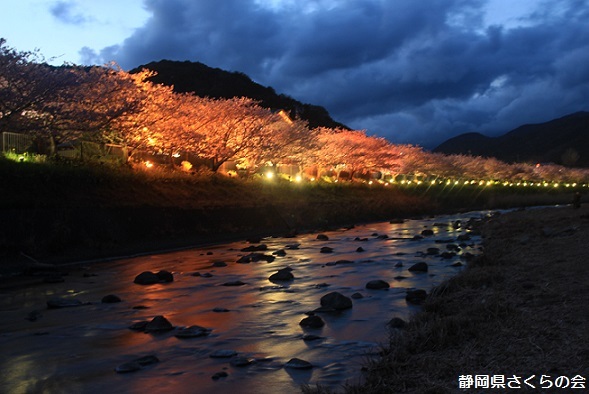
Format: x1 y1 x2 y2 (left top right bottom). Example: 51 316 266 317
83 0 589 148
50 1 90 25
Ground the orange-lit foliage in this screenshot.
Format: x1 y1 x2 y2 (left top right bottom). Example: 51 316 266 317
192 97 277 171
312 128 406 178
111 70 206 160
0 41 141 148
3 37 589 183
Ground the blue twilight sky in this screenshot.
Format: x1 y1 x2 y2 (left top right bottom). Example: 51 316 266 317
1 0 588 148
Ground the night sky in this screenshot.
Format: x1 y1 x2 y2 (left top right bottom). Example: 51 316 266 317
2 0 588 148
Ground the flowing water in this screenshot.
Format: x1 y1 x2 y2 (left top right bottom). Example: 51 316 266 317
0 211 489 394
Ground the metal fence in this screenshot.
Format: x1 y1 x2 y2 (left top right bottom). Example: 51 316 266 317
1 132 33 154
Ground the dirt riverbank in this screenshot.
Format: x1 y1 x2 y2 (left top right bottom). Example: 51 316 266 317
329 204 589 393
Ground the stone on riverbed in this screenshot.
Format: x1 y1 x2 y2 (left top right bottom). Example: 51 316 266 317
115 355 159 373
319 291 353 310
155 270 174 282
174 325 212 338
210 349 238 358
133 270 173 285
241 244 268 252
46 298 86 309
144 315 174 332
230 357 254 367
365 280 390 290
269 267 294 282
212 371 228 380
388 317 407 329
222 280 246 286
405 289 428 304
236 253 275 263
302 334 323 341
101 294 122 303
284 358 313 369
408 262 429 272
299 315 325 328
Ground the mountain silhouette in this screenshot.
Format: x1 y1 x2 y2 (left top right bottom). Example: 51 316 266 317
433 112 589 167
130 60 348 130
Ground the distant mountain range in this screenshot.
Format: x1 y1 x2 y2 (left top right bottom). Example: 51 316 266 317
130 60 348 130
434 112 589 167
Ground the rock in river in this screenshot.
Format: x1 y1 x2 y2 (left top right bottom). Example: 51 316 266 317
145 315 174 332
134 270 173 285
320 291 352 310
174 325 212 338
365 280 390 290
269 267 294 282
101 294 122 303
115 355 159 373
388 317 407 329
285 358 313 369
46 298 86 309
222 280 246 286
230 357 254 367
408 262 429 272
299 315 325 328
210 349 238 358
405 289 428 304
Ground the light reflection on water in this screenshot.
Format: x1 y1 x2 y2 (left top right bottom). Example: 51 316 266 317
0 211 489 394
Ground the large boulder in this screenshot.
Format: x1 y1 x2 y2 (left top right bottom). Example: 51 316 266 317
320 291 353 310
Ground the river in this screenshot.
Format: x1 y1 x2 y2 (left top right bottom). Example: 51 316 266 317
0 210 489 394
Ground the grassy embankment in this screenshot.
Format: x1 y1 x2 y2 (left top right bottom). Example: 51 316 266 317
1 156 582 272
